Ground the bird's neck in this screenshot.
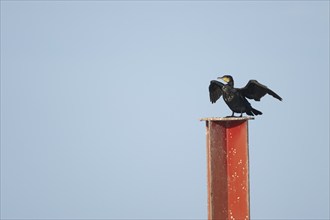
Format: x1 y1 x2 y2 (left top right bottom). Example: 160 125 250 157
228 81 234 87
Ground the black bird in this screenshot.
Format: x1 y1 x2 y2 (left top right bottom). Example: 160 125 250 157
209 75 282 117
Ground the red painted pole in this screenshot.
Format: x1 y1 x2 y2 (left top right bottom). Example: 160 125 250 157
201 117 253 220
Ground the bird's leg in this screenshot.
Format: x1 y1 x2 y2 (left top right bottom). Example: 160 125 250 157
226 112 235 118
240 112 243 117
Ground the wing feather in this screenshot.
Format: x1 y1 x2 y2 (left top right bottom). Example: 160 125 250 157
209 80 224 103
239 80 282 101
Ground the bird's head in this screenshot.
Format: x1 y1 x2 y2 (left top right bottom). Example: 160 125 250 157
218 75 234 85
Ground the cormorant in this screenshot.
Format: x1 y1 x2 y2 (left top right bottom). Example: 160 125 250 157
209 75 282 117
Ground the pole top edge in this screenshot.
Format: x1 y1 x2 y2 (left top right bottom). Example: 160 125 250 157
199 116 254 122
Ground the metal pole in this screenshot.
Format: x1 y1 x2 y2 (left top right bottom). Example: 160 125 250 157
200 117 253 220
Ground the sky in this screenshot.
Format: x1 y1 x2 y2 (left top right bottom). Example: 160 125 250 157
1 1 329 219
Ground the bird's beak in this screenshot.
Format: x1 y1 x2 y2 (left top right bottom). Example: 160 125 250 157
218 76 229 83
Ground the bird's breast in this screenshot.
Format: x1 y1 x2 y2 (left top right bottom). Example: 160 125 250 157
223 93 235 102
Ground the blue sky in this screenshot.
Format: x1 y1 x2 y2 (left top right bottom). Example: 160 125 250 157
1 1 329 219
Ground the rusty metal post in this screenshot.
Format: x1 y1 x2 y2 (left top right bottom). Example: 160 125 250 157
200 117 253 220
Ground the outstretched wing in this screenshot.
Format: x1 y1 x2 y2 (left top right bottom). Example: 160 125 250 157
209 80 224 103
239 80 282 101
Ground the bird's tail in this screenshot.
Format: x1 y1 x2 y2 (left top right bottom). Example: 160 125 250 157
251 108 262 116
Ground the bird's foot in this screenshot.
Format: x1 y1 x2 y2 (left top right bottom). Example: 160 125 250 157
225 115 239 118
